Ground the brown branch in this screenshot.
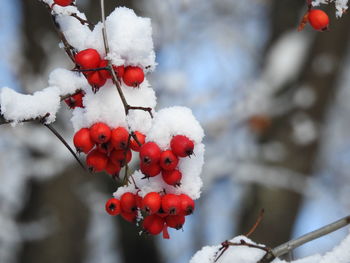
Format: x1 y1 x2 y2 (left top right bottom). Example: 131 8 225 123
70 13 90 25
43 122 88 173
99 0 153 118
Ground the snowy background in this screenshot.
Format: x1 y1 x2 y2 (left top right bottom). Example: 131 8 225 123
0 0 350 263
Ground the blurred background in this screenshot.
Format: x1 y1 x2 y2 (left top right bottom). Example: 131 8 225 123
0 0 350 262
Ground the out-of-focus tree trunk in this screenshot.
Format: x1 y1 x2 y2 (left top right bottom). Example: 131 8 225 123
237 3 350 248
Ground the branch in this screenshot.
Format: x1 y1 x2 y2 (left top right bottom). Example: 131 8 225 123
258 214 350 263
99 0 153 118
43 122 88 173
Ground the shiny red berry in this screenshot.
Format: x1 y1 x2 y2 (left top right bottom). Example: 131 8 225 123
113 65 125 78
139 142 161 165
73 128 94 154
179 194 195 215
105 198 121 216
96 142 113 155
64 91 84 109
75 49 101 69
54 0 73 6
130 131 146 152
110 149 132 167
160 150 179 171
140 163 161 178
87 71 107 90
143 215 165 235
105 160 121 177
111 127 129 150
86 149 108 172
162 170 182 186
99 60 111 79
120 192 137 213
142 192 162 215
122 66 144 87
162 194 181 215
121 210 137 223
165 214 185 230
89 122 111 144
170 135 194 157
308 9 329 31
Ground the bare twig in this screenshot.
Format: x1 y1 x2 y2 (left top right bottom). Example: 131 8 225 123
246 209 265 237
70 13 90 25
258 214 350 263
43 122 88 172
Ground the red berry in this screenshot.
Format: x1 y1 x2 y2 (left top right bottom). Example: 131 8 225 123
105 160 121 177
308 9 329 31
170 135 194 157
142 192 162 215
86 149 108 172
113 65 125 78
122 66 144 87
105 198 121 216
75 49 101 69
160 150 179 171
73 128 94 154
111 127 129 150
89 122 111 144
179 194 195 215
162 194 181 215
99 60 111 79
143 215 165 235
130 131 146 152
162 170 182 186
110 149 132 167
64 91 84 109
53 0 73 7
165 214 185 230
139 142 161 165
96 142 113 155
140 163 161 178
121 210 137 223
120 192 137 213
87 71 107 90
136 195 143 209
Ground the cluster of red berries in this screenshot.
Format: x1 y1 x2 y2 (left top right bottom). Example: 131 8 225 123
299 9 329 32
105 192 195 238
139 135 194 186
64 91 85 109
73 122 146 176
74 48 145 92
53 0 74 7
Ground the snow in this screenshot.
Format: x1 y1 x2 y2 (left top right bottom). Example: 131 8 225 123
48 68 88 95
190 232 350 263
71 79 156 132
312 0 349 17
190 236 270 263
146 106 205 149
0 86 61 124
105 7 156 71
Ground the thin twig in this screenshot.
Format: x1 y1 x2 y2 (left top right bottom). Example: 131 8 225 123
259 214 350 263
246 209 264 237
71 13 90 25
43 122 88 173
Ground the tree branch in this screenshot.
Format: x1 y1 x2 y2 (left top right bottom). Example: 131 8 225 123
258 214 350 262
